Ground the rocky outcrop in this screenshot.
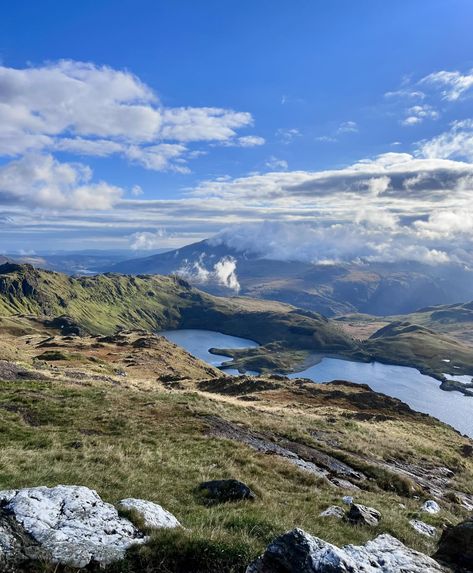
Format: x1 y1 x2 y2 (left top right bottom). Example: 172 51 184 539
118 498 181 529
410 519 437 537
198 479 256 503
246 528 447 573
0 486 158 568
346 503 381 526
319 505 345 519
435 517 473 570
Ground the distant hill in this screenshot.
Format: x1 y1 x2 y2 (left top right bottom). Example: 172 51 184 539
1 262 472 383
109 239 473 316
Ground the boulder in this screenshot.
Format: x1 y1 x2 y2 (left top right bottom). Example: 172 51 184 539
423 500 441 514
435 517 473 570
410 519 437 537
0 485 146 568
246 528 447 573
198 479 256 503
319 505 345 519
346 503 381 526
118 498 181 529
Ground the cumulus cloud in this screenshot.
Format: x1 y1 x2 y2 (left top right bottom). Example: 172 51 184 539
418 120 473 162
402 105 439 126
0 153 122 209
176 255 240 292
129 229 168 250
0 60 258 183
190 150 473 265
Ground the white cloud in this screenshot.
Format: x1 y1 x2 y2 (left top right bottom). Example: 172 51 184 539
131 185 143 197
0 60 258 175
421 69 473 101
337 121 358 134
276 128 301 144
176 255 240 292
219 135 265 147
0 153 122 209
265 156 288 170
129 229 167 250
418 120 473 162
401 104 439 126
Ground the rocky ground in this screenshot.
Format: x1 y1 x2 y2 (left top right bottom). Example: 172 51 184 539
0 315 473 571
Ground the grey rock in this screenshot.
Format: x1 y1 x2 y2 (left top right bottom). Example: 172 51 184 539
198 479 256 503
422 500 441 514
0 485 146 568
341 495 353 505
118 498 181 529
410 519 437 537
435 517 473 570
346 503 381 526
319 505 345 519
246 528 447 573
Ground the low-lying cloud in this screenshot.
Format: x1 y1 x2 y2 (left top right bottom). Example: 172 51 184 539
176 255 240 292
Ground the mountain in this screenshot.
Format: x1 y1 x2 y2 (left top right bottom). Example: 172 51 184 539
0 262 363 372
1 262 472 384
109 239 473 317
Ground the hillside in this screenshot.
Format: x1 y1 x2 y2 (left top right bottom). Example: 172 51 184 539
1 263 472 385
0 262 363 372
108 240 473 316
0 318 473 571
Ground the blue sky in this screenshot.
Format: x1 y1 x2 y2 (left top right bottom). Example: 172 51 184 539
1 0 473 260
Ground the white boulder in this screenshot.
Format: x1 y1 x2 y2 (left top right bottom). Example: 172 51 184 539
0 485 147 568
118 498 181 529
422 500 441 514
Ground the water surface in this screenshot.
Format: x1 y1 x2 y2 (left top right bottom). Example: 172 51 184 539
159 329 258 370
289 358 473 437
159 328 473 437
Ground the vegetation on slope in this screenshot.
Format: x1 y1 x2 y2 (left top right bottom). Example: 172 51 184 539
0 321 472 572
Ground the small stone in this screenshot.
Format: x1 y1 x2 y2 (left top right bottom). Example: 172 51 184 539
319 505 345 519
198 479 256 503
422 500 440 514
410 519 437 537
342 495 354 505
118 498 180 529
346 503 381 527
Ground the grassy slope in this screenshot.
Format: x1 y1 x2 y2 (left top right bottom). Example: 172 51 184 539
0 263 363 371
1 323 472 572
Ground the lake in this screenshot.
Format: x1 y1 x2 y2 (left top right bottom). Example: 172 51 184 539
159 329 473 437
159 329 259 372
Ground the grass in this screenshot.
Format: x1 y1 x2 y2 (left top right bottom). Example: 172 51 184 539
0 372 472 572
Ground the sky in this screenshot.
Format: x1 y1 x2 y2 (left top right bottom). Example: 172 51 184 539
1 0 473 263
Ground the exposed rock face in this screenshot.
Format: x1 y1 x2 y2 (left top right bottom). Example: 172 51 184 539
346 503 381 526
198 479 256 503
118 498 181 529
435 517 473 570
0 485 146 568
319 506 345 519
246 528 447 573
410 519 437 537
